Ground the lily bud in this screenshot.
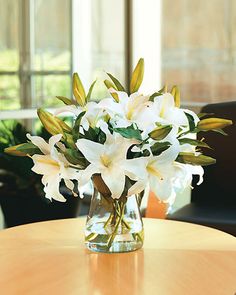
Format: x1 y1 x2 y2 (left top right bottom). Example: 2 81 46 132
130 58 144 94
170 85 180 107
198 118 232 131
104 80 119 102
73 73 86 106
54 117 72 133
149 125 172 140
37 109 64 136
4 142 40 157
176 152 216 166
4 144 28 157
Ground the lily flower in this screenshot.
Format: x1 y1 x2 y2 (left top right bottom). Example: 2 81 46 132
126 140 180 202
27 134 80 202
54 101 106 130
172 139 204 192
99 90 152 129
151 93 199 129
76 132 141 199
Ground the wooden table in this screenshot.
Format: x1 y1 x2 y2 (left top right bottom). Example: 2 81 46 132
0 218 235 295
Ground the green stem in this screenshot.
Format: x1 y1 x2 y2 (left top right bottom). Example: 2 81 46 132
104 212 114 228
122 218 131 230
107 202 125 250
85 232 97 242
132 232 143 243
104 211 130 230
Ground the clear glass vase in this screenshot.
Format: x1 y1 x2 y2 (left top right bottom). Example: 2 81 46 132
85 177 144 253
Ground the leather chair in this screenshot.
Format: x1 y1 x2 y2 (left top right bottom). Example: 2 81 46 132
168 101 236 236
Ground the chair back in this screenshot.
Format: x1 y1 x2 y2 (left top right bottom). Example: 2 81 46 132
191 101 236 206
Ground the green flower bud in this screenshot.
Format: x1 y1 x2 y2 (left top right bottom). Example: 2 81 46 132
4 144 28 157
149 125 172 140
37 108 64 136
73 73 86 106
176 152 216 166
198 118 232 131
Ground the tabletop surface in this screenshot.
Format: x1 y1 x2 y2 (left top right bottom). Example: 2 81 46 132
0 218 235 295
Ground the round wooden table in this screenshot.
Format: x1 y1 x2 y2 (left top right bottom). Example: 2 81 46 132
0 218 235 295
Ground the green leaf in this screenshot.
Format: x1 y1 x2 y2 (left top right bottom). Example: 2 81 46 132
211 129 228 136
150 141 171 156
63 148 86 167
107 73 125 92
56 96 73 105
97 128 106 144
86 80 97 102
17 143 42 155
149 85 168 102
142 149 151 157
83 126 99 141
130 58 144 93
197 112 214 119
159 85 167 94
179 138 211 149
149 91 162 102
72 111 86 141
113 126 142 141
184 112 196 132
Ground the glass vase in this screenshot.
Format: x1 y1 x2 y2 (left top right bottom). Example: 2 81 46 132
85 176 144 253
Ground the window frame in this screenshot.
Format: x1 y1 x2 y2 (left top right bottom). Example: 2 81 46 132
0 0 73 121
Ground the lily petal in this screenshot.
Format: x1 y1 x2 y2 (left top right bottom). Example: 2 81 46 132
31 154 59 175
79 164 99 186
43 175 66 202
48 134 63 151
101 168 126 199
128 179 146 196
54 105 82 116
76 139 105 166
27 134 49 155
64 179 76 196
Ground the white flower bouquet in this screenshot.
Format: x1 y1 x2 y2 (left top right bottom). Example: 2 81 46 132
6 58 232 252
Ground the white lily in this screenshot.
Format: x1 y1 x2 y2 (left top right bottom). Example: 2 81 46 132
54 101 106 131
126 140 180 202
76 132 140 199
27 134 80 202
151 93 199 129
172 133 204 190
100 90 151 129
172 162 204 193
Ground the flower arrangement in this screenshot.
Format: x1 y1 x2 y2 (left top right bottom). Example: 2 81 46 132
5 58 232 252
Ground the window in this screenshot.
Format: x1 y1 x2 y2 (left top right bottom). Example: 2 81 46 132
0 0 20 111
0 0 72 113
0 0 126 119
2 0 234 121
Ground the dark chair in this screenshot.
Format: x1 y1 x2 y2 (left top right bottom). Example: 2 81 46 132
168 101 236 236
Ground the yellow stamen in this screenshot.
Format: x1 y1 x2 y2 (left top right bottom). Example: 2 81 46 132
160 98 167 118
100 154 112 168
126 97 140 120
37 157 60 167
147 164 163 180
